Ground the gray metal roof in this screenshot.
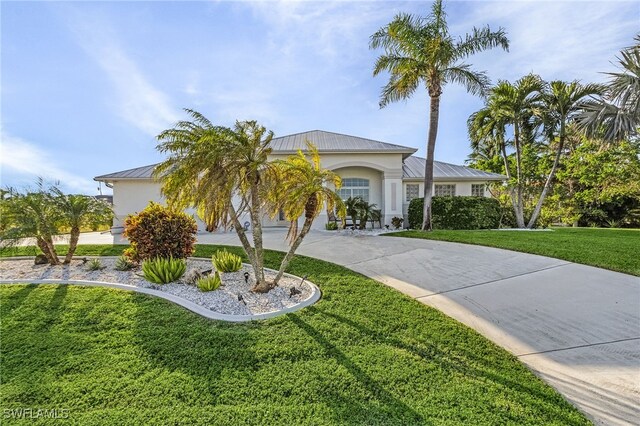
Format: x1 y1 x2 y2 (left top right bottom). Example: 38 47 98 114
270 130 417 155
94 164 158 181
403 156 506 181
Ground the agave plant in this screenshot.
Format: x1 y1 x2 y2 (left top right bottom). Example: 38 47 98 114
212 250 242 272
141 257 187 284
197 271 222 292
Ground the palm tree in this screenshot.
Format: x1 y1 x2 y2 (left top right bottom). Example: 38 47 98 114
357 201 379 230
268 143 346 286
527 80 604 227
0 184 62 265
155 110 275 291
370 0 509 231
343 196 364 229
578 36 640 142
52 189 113 264
473 74 544 227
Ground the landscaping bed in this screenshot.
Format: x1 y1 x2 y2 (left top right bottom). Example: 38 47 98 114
0 257 314 316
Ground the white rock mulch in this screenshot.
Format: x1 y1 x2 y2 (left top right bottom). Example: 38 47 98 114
0 257 313 316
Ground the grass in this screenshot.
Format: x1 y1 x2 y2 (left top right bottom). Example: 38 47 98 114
0 244 590 425
385 227 640 276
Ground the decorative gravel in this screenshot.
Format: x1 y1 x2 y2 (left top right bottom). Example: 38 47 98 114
324 228 405 236
0 258 313 316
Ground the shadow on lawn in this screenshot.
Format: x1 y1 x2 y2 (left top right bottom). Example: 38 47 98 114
312 307 587 426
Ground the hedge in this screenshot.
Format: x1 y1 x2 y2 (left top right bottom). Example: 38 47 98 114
408 196 501 230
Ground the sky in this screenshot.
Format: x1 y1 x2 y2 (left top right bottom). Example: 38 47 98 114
1 0 638 195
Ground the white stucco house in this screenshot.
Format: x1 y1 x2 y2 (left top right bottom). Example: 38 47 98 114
94 130 505 233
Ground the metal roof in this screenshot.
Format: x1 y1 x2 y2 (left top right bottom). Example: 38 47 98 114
94 164 159 181
402 156 506 181
270 130 417 155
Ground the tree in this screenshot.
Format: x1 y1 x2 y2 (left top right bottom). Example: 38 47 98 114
578 36 640 142
344 196 364 228
52 188 114 264
267 143 346 287
156 111 274 291
156 110 346 293
527 80 604 227
370 0 509 231
0 181 112 265
468 74 544 227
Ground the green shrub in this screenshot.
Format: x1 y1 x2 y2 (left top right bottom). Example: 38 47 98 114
197 271 222 292
391 216 404 229
142 257 187 284
325 222 338 231
408 196 501 230
87 258 105 271
212 250 242 272
114 256 136 271
123 202 197 262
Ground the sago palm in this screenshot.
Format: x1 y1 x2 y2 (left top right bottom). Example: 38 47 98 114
269 142 346 286
370 0 509 230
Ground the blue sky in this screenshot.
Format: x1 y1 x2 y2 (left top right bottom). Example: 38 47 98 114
2 1 638 194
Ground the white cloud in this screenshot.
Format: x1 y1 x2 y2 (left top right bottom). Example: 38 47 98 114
62 7 179 136
0 132 98 194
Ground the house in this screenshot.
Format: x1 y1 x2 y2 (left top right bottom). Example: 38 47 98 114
94 130 505 233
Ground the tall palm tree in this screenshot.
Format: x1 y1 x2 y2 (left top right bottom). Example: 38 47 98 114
155 110 274 291
267 143 346 286
527 80 604 227
52 189 113 264
370 0 509 230
578 36 640 142
471 74 544 227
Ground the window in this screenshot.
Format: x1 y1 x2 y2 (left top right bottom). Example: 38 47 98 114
338 178 369 202
406 184 419 202
434 184 456 196
471 184 485 197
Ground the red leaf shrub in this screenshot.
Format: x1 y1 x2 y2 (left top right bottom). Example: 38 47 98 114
123 202 197 262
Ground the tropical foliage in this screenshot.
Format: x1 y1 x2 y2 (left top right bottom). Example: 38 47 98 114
468 72 608 228
197 271 222 292
342 197 380 230
577 36 640 142
155 111 345 292
141 257 187 284
370 0 508 230
123 202 198 262
0 181 112 265
212 249 242 273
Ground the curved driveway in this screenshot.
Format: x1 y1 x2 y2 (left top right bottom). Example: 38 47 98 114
26 230 640 424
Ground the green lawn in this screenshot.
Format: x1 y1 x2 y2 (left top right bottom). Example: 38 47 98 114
0 245 589 425
385 227 640 276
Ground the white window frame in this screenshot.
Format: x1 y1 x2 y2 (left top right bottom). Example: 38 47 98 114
434 184 456 197
471 184 485 197
406 183 420 202
338 178 370 202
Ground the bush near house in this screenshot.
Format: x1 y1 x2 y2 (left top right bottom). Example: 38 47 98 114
123 202 197 262
408 196 501 230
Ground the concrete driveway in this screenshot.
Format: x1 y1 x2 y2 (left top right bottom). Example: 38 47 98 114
17 229 640 425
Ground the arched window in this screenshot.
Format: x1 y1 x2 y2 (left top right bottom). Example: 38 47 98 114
338 178 369 201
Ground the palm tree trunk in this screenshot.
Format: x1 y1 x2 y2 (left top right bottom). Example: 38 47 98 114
272 217 314 286
527 122 566 228
513 124 526 228
228 202 261 280
421 95 440 231
64 226 80 264
248 180 268 293
40 236 60 265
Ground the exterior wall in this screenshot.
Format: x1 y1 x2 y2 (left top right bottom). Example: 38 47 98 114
111 181 164 232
